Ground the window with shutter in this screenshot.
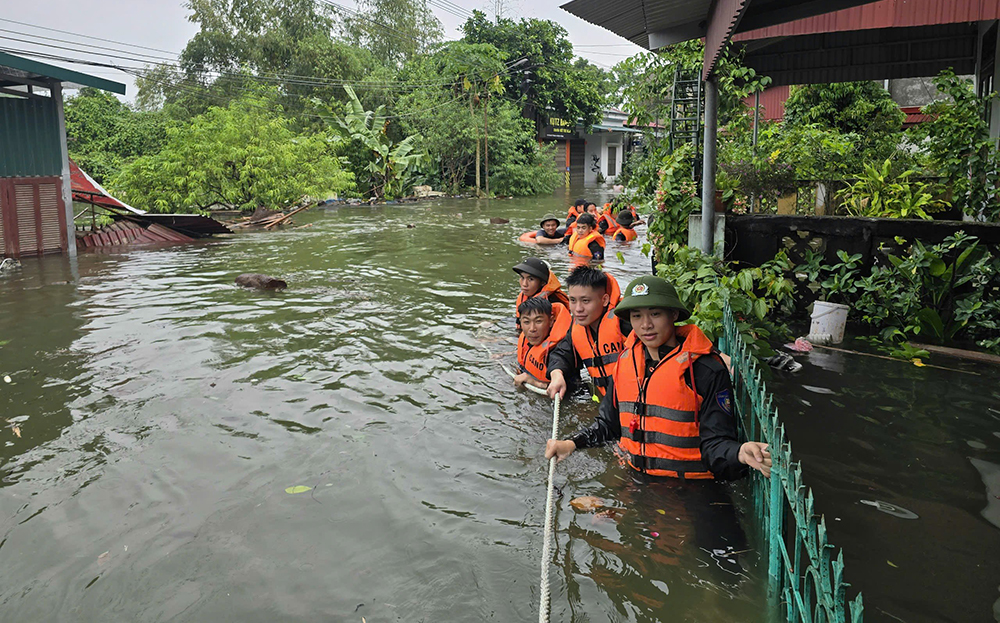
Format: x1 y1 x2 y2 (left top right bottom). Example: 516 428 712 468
38 182 62 252
15 183 38 255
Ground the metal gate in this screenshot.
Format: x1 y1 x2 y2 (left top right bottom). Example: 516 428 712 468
569 140 585 187
0 176 67 258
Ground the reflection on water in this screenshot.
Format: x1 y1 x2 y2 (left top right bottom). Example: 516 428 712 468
1 195 764 622
769 342 1000 623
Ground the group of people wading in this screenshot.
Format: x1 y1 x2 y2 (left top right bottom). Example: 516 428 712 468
519 198 643 260
511 200 771 483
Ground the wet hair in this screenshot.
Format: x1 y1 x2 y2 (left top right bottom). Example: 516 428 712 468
575 213 597 227
518 296 553 318
586 202 598 210
574 198 586 207
565 265 608 291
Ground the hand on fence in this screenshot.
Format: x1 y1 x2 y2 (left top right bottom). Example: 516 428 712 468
739 442 772 478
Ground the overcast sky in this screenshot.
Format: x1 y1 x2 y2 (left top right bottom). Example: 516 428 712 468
3 0 644 102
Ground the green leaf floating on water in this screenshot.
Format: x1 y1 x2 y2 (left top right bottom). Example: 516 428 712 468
285 485 312 494
616 251 626 265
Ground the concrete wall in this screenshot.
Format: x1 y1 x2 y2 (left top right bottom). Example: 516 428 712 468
581 132 626 185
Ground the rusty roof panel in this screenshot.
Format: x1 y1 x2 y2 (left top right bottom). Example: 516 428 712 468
734 0 1000 41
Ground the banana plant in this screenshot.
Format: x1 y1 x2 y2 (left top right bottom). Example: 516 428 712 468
323 85 429 199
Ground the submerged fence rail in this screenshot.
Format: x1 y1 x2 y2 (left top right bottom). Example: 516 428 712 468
719 304 864 623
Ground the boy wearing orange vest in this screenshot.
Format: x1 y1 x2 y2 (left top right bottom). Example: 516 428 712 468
564 213 605 261
545 275 772 481
612 211 638 242
546 266 628 400
513 297 575 391
513 257 569 326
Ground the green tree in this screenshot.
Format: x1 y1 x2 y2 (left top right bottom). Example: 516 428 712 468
462 11 609 128
784 82 904 138
322 86 429 200
910 70 1000 221
137 0 378 118
64 88 168 184
345 0 443 67
113 89 352 212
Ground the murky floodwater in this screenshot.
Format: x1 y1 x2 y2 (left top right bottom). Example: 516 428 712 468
0 193 765 622
769 341 1000 623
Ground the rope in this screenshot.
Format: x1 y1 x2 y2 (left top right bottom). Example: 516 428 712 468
538 393 561 622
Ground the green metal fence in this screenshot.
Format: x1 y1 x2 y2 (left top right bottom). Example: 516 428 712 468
719 304 864 623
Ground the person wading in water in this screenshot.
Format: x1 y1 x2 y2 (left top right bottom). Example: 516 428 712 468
545 275 771 481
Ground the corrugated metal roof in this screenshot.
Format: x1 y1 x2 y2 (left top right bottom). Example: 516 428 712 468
0 51 125 94
733 0 1000 41
560 0 709 49
742 21 980 85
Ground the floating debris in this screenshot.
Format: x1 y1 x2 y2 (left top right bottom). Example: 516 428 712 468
569 496 605 512
285 485 312 494
3 375 10 383
860 499 918 519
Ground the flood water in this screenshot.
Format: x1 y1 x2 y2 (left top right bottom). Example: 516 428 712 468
0 193 766 622
769 340 1000 623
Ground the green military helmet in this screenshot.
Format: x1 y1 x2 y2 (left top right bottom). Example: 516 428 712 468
615 275 690 321
539 214 561 228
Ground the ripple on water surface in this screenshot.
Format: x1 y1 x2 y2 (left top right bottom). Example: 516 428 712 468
0 197 765 622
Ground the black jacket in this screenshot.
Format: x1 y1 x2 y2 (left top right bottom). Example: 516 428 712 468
568 341 748 481
546 314 632 381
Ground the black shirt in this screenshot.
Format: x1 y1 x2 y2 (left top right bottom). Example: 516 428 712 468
568 339 748 481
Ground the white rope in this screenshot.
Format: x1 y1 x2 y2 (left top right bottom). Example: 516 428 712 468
538 393 561 623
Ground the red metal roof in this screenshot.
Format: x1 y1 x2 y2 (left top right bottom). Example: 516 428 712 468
744 85 791 121
733 0 1000 41
70 159 143 214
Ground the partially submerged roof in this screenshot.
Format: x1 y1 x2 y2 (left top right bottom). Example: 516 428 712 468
0 50 125 94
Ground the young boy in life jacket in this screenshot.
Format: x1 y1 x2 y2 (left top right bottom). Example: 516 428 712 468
545 276 772 481
513 297 575 391
566 198 586 226
564 213 605 261
612 211 638 242
546 266 629 400
534 214 566 246
513 257 570 326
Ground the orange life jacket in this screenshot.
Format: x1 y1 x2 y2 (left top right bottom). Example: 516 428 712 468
598 213 618 235
517 304 572 383
629 205 639 220
567 205 582 221
515 271 570 319
615 227 638 242
567 230 606 258
614 324 716 479
570 273 626 396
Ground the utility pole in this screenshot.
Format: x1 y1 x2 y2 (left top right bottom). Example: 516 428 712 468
472 91 480 197
484 93 490 197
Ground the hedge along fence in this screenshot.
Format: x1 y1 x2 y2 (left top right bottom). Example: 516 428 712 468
720 303 864 623
725 215 1000 273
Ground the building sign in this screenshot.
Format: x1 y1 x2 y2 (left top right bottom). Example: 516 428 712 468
538 114 578 140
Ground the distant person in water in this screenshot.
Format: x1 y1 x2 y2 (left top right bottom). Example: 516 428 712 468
565 213 605 261
512 257 569 327
513 297 574 391
545 275 772 481
534 214 566 245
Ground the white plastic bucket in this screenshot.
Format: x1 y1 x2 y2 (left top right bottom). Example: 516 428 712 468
810 301 849 344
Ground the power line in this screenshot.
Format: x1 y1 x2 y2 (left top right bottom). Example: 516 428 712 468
0 17 178 55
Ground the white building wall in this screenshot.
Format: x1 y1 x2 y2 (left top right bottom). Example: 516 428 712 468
581 131 629 185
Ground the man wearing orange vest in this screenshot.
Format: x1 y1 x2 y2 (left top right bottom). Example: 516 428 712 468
513 297 575 391
545 266 628 400
545 275 772 481
566 198 586 226
513 257 569 326
564 213 605 261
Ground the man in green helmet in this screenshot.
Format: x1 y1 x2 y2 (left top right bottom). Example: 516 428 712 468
545 275 771 481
